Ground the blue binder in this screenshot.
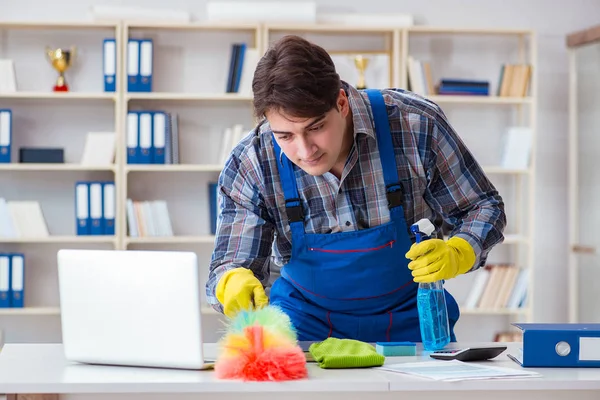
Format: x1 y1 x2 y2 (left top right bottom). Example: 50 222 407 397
103 181 115 235
0 109 12 163
10 253 24 308
126 111 140 164
509 323 600 367
89 181 104 235
75 181 90 235
139 39 153 92
127 39 140 92
209 182 218 234
152 111 166 164
103 38 116 92
138 112 153 164
0 254 10 308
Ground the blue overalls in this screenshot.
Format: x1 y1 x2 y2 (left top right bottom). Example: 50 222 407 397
269 89 460 343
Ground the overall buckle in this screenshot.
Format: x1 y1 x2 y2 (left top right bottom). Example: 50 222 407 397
386 184 404 208
285 198 304 223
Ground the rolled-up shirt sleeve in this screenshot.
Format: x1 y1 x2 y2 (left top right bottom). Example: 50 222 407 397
423 107 507 270
205 148 275 313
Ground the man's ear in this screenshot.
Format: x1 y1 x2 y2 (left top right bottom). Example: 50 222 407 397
337 89 349 116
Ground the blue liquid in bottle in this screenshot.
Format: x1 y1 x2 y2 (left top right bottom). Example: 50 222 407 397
417 281 450 351
410 218 451 352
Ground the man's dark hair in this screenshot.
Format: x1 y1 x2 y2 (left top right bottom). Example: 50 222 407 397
252 35 342 119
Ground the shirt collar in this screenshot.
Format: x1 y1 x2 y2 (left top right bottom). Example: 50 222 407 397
343 81 377 140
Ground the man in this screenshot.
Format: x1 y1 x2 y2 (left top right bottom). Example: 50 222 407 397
206 35 505 343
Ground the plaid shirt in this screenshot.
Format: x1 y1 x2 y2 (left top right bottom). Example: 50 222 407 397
206 82 506 313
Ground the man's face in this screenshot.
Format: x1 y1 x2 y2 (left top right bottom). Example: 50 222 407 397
267 89 350 176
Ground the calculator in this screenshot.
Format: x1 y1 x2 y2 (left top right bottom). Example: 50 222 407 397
429 346 507 361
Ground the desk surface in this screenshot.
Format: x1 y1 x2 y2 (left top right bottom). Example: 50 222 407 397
1 343 600 394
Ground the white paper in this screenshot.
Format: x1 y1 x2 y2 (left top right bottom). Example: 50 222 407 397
500 126 532 169
80 132 116 166
378 360 541 382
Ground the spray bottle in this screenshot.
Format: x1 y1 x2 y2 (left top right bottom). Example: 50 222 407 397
410 218 451 351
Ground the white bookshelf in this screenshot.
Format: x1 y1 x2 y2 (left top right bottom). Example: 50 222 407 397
0 20 536 343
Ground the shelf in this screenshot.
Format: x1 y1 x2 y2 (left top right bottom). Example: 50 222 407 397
426 95 532 105
0 92 117 100
0 236 117 244
408 27 533 36
126 22 260 31
265 24 396 34
125 236 216 245
0 163 116 172
0 307 60 316
0 21 118 30
126 164 222 173
126 93 253 102
461 307 529 315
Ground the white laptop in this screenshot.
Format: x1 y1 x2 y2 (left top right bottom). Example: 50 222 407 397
57 249 215 370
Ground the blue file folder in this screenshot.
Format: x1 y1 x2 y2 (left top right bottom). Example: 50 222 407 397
126 111 140 164
89 182 104 235
0 254 10 308
0 109 12 163
139 39 153 92
75 181 90 235
152 111 166 164
138 112 153 164
127 39 140 92
103 38 116 92
10 253 24 308
103 182 115 235
508 323 600 367
209 182 218 234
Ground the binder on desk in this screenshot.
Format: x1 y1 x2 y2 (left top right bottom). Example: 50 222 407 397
0 109 12 163
152 111 166 164
127 39 140 92
103 182 115 235
10 253 24 308
138 112 153 164
508 323 600 367
127 111 140 164
89 182 104 235
103 38 116 92
139 39 153 92
75 182 90 235
0 254 10 308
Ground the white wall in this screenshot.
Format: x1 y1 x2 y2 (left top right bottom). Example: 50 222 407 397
1 0 599 343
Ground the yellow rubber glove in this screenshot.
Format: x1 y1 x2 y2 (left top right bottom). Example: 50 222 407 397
215 268 269 318
405 236 476 283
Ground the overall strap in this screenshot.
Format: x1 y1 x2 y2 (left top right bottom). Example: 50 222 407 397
272 136 305 230
364 89 404 210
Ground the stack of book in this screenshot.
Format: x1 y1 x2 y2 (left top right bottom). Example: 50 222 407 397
126 199 174 237
437 79 490 96
463 264 528 310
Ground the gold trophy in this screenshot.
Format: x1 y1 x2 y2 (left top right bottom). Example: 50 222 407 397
354 55 370 90
46 46 76 92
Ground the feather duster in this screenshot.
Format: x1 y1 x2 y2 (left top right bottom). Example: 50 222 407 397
214 305 308 381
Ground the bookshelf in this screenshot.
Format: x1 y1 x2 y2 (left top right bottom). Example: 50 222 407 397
0 20 536 343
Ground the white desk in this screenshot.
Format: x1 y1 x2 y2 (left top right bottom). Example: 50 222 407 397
1 343 599 400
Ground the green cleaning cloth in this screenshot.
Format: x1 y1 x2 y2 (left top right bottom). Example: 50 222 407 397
308 338 385 369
